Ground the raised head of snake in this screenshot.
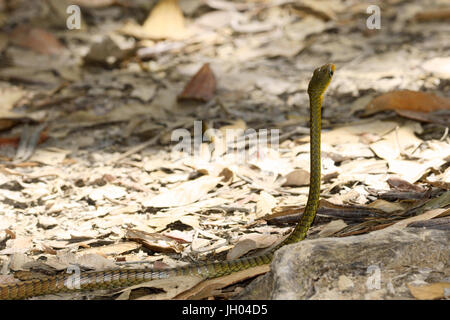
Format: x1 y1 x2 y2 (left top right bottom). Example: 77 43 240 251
308 63 334 99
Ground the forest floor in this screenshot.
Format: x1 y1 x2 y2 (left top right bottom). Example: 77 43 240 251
0 0 449 300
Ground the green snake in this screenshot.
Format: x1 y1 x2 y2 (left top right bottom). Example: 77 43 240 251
0 64 334 299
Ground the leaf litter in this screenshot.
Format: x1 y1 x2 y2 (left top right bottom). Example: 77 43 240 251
0 0 449 300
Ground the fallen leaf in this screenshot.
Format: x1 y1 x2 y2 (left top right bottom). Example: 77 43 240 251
143 176 221 207
387 177 426 192
126 229 184 253
365 90 450 115
226 233 278 260
283 169 310 187
174 264 270 300
391 208 447 229
318 219 347 237
75 253 118 270
10 26 65 55
421 57 450 79
367 199 405 213
369 122 423 161
117 275 203 300
80 242 142 256
415 9 450 23
121 0 187 40
292 0 338 21
178 63 216 102
388 158 446 183
89 185 127 202
408 282 450 300
255 191 277 219
29 147 71 166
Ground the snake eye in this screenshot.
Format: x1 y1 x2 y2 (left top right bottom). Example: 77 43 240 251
329 69 334 77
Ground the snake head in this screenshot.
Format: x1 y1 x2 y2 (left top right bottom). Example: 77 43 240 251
307 63 334 97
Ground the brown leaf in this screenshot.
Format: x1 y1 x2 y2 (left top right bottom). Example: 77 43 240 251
365 90 450 115
408 282 450 300
126 229 184 253
174 265 270 300
414 9 450 22
394 109 450 126
178 63 216 102
387 177 425 192
10 26 65 55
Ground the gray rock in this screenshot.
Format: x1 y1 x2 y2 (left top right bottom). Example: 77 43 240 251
237 227 449 300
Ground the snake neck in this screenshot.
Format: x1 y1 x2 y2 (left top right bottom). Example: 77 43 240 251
282 92 322 245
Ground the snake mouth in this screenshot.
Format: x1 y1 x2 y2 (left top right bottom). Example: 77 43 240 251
327 64 335 77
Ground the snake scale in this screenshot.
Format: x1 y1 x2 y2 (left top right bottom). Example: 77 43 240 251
0 64 334 299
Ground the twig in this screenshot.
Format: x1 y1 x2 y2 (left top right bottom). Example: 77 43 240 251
109 133 162 164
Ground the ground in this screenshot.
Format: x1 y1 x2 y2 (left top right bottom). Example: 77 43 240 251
0 0 449 300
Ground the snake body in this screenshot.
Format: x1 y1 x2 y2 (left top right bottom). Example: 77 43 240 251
0 64 334 299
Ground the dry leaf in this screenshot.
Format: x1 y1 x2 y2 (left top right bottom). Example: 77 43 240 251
126 229 184 253
387 177 425 192
388 158 446 183
122 0 186 40
29 147 70 166
226 233 278 260
143 176 221 208
369 122 423 161
255 191 277 219
391 208 447 229
293 0 338 21
174 264 270 300
178 63 216 102
283 169 310 187
318 220 347 237
415 9 450 22
80 242 142 256
422 57 450 79
116 275 203 300
367 199 404 213
76 253 118 270
365 90 450 115
89 185 127 202
408 282 450 300
10 26 65 55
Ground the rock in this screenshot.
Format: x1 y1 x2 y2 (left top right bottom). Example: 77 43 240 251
236 227 449 299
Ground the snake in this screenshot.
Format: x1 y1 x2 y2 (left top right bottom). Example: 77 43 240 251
0 63 334 299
